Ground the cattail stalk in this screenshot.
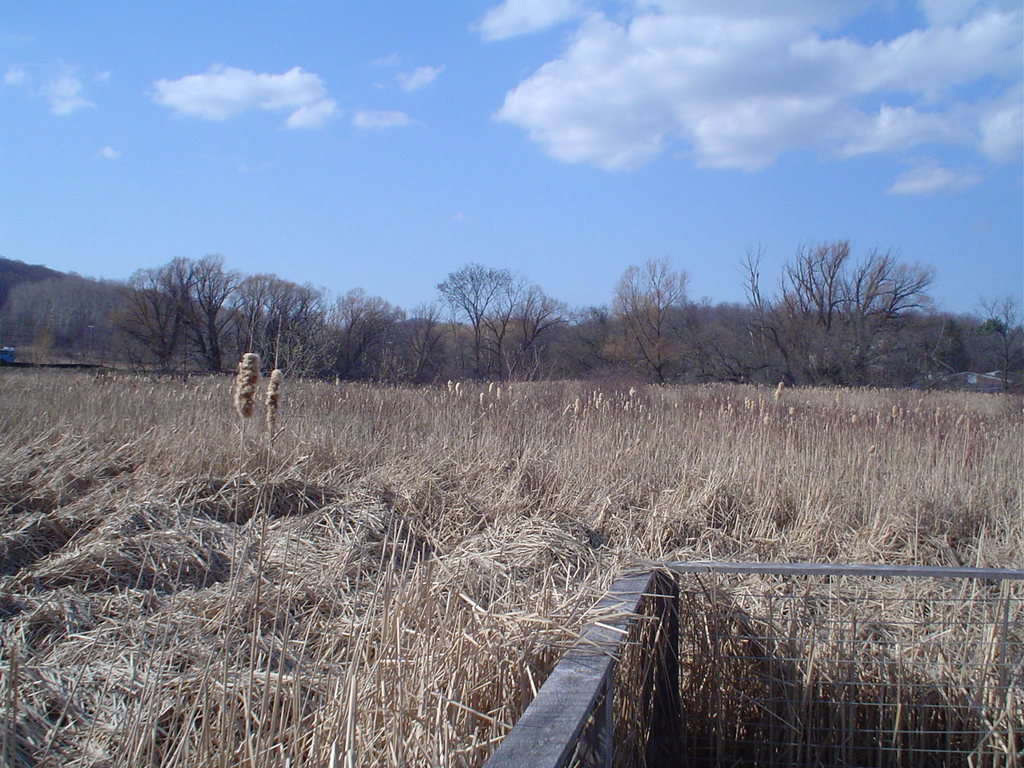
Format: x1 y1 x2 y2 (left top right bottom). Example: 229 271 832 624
265 369 283 430
233 352 261 418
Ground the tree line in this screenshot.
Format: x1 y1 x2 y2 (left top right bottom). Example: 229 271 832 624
0 245 1020 388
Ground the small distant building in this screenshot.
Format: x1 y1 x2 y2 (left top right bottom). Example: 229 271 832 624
928 371 1009 393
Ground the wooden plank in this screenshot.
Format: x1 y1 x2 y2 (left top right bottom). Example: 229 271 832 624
661 561 1024 581
482 571 658 768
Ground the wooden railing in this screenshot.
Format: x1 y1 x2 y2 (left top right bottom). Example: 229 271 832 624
482 569 682 768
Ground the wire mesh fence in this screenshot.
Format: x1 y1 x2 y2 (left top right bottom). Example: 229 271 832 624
666 562 1023 768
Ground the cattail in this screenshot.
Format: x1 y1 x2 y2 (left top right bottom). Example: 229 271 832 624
265 369 283 430
233 352 261 418
774 380 785 401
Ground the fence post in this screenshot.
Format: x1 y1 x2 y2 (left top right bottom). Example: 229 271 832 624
644 570 682 768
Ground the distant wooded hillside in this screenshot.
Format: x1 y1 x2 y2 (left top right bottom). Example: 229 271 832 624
0 257 65 308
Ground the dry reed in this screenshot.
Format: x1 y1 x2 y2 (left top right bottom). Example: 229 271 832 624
265 369 283 431
0 370 1020 767
233 353 260 418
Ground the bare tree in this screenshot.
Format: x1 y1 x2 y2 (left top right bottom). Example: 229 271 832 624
745 242 933 385
232 274 329 373
559 305 620 377
612 258 689 382
115 261 194 371
505 285 565 379
977 296 1023 390
184 255 240 372
404 303 446 383
327 288 403 379
437 264 514 378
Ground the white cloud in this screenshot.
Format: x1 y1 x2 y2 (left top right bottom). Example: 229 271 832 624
152 65 338 129
887 162 981 195
397 65 444 92
476 0 584 41
494 3 1023 171
41 70 94 115
98 146 120 160
352 109 411 129
4 66 26 87
452 211 474 222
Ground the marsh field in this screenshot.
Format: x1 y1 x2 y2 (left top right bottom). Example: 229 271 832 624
0 369 1021 767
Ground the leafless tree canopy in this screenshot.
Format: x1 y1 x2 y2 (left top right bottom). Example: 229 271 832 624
612 258 690 383
745 242 936 385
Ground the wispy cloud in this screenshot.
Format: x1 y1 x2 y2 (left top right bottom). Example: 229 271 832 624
152 65 338 129
370 53 401 68
41 69 94 115
286 99 341 129
476 0 584 41
887 162 981 195
397 65 444 92
352 109 411 130
98 146 121 160
977 83 1023 163
4 66 26 87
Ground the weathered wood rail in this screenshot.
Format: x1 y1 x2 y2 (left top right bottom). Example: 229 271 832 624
482 569 682 768
482 561 1024 768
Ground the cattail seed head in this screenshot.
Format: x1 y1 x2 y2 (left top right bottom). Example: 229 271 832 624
774 380 785 401
265 368 283 430
233 352 261 418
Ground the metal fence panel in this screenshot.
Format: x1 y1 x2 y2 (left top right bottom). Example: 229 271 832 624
665 562 1023 768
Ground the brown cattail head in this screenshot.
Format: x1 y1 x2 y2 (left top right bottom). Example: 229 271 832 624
233 352 261 418
265 368 283 430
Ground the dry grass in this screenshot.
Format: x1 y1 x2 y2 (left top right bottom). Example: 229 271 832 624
0 370 1020 767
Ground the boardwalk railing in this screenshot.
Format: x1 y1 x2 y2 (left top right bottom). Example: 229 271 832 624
482 561 1024 768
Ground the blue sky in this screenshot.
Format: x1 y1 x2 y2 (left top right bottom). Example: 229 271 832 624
1 0 1021 314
